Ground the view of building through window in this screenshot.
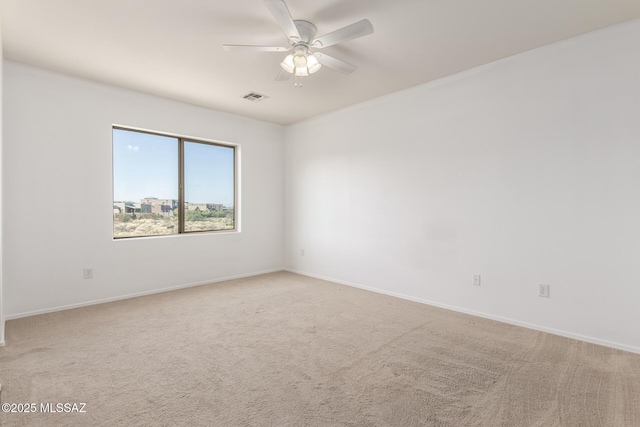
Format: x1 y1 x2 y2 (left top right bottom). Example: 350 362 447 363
113 128 236 238
183 140 235 232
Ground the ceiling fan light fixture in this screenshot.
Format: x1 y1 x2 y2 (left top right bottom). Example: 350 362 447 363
293 53 307 68
281 51 320 76
280 54 295 73
307 54 321 74
294 66 309 77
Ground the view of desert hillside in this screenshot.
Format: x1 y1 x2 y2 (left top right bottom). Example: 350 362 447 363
114 214 233 238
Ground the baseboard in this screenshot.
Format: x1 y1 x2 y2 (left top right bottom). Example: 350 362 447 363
285 268 640 355
5 268 284 321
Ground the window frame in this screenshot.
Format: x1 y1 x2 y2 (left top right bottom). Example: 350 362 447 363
113 126 239 239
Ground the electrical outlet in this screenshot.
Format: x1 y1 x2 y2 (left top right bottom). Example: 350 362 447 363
84 268 94 279
473 275 481 286
539 284 550 298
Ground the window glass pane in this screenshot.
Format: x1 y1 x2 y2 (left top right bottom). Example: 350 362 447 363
183 141 235 232
113 129 179 238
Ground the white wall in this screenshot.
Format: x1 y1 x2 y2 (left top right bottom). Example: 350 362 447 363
284 19 640 353
3 61 284 318
0 18 5 345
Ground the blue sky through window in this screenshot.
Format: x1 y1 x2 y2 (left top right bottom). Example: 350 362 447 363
113 129 234 206
184 141 234 206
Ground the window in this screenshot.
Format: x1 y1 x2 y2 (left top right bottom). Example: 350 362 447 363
113 127 236 239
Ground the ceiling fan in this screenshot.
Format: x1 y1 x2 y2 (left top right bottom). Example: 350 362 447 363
223 0 374 84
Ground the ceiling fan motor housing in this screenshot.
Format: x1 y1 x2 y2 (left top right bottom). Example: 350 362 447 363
292 20 317 45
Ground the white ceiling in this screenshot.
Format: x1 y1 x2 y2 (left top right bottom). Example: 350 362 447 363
2 0 640 125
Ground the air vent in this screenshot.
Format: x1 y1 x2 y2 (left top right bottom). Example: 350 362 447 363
242 92 270 102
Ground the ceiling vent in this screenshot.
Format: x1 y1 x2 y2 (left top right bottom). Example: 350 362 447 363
242 92 269 102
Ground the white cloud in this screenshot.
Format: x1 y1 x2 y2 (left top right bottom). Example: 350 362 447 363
127 145 140 152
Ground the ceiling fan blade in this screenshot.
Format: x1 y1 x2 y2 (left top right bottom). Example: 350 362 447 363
313 19 373 48
275 68 292 81
264 0 300 43
314 52 357 74
223 45 290 52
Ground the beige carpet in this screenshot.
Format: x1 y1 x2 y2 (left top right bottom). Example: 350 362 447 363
0 271 638 426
